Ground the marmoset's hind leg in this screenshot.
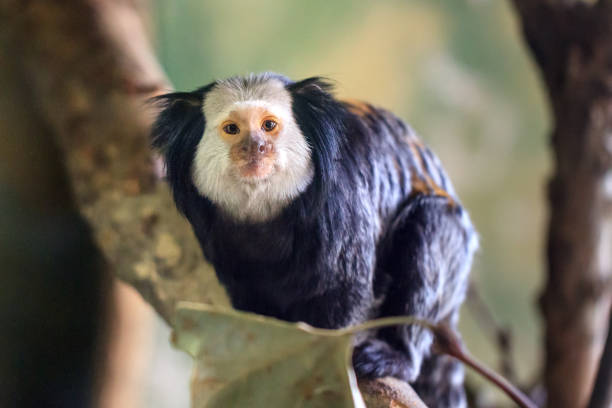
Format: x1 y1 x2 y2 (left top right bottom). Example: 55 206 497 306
411 310 467 408
411 346 466 407
352 195 475 407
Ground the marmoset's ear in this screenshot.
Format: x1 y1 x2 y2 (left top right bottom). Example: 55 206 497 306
150 87 209 153
286 77 348 197
149 84 214 213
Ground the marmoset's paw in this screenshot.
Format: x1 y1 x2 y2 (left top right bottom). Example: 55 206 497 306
352 339 420 383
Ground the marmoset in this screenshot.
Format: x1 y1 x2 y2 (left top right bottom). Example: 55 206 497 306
151 73 477 407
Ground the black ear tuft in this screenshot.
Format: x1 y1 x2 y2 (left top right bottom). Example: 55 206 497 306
288 76 336 95
287 77 348 200
150 86 210 152
149 84 214 214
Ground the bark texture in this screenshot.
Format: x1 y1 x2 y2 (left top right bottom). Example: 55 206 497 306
0 6 110 407
511 1 612 407
359 378 427 408
0 1 424 406
0 0 228 325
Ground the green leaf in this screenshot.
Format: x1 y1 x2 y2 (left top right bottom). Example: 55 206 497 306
172 302 366 408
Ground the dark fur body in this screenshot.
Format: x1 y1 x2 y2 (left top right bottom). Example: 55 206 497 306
152 75 477 407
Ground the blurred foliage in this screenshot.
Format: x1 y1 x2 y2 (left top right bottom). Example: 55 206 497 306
152 0 549 398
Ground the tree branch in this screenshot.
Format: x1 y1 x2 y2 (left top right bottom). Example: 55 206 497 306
432 325 537 408
359 378 427 408
509 1 612 407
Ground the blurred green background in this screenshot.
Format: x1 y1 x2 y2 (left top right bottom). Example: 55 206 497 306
152 0 548 390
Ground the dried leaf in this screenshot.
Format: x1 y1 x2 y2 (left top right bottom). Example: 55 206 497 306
173 302 366 408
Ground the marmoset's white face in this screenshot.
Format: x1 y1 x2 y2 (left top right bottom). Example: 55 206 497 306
193 74 314 222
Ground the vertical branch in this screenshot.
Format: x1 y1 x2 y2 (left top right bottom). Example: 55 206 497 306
510 1 612 407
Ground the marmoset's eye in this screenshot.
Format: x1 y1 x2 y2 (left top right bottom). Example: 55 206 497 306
262 120 277 132
223 123 240 135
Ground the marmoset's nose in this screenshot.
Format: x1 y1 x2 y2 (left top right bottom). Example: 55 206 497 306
254 138 267 154
240 134 270 156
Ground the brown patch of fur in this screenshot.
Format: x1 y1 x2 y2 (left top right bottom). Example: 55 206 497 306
410 176 431 196
343 99 375 117
408 141 456 208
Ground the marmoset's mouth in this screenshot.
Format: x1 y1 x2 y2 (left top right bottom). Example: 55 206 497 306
235 159 275 181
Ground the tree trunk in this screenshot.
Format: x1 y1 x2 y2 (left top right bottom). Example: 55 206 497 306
511 1 612 407
0 0 225 325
